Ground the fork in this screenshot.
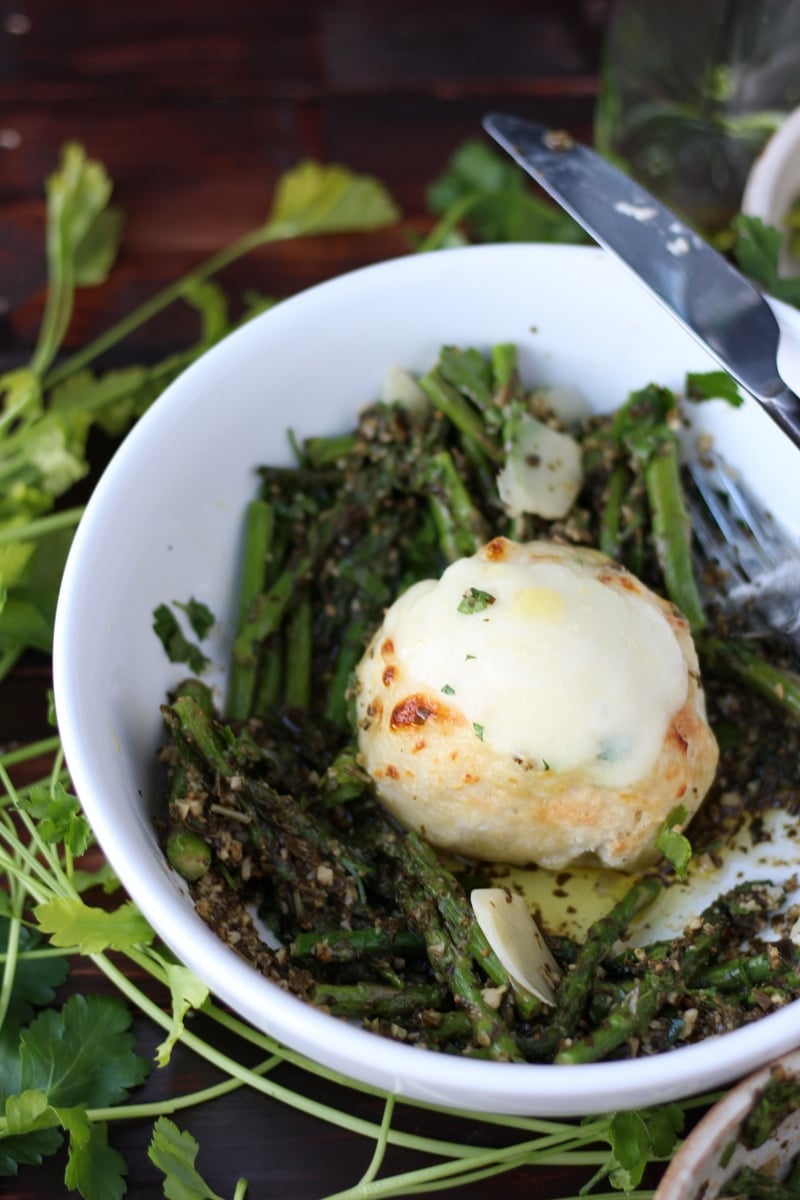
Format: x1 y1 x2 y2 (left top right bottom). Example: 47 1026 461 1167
686 458 800 652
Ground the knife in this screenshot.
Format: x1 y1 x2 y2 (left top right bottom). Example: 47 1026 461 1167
483 112 800 449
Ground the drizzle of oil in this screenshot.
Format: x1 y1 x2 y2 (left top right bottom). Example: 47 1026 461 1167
490 862 630 939
487 806 800 948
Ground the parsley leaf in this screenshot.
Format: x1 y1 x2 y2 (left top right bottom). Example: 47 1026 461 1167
35 895 152 955
732 214 800 307
22 782 92 856
685 369 744 407
605 1106 684 1190
427 140 589 245
174 597 215 641
155 963 210 1067
18 994 149 1108
473 723 485 741
457 587 496 614
656 805 693 880
152 603 211 674
64 1120 128 1200
31 143 123 376
0 1122 62 1178
0 920 70 1030
265 161 400 239
148 1117 228 1200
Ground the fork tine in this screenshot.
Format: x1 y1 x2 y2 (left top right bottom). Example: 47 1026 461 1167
686 457 800 648
687 461 777 580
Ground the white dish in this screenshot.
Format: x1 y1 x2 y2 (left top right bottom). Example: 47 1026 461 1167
655 1050 800 1199
53 243 800 1117
742 103 800 273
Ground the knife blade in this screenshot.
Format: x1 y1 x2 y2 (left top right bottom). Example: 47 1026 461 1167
483 112 800 449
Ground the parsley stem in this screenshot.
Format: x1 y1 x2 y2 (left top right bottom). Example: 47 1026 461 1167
415 190 482 253
0 505 84 545
85 1056 278 1124
0 820 60 902
166 980 595 1140
0 647 22 686
43 225 275 389
0 889 23 1030
101 946 508 1163
356 1094 395 1188
0 736 62 767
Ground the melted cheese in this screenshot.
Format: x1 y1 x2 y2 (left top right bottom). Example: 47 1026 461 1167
354 537 718 871
378 542 687 788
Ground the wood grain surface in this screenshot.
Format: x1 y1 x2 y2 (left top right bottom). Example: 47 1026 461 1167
1 3 679 1197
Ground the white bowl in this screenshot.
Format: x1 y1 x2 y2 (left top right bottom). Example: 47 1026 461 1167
655 1050 800 1199
53 243 800 1117
742 104 800 273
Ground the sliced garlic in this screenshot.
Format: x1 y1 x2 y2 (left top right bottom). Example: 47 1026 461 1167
381 365 428 412
471 886 561 1006
789 912 800 947
497 412 582 519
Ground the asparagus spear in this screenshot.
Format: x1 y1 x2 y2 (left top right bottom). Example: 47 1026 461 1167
384 830 541 1019
699 634 800 720
311 980 447 1019
291 926 425 963
556 882 782 1065
722 1167 800 1200
227 497 275 718
393 864 522 1061
419 367 504 466
517 876 661 1061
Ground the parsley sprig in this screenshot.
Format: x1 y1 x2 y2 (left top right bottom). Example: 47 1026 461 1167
0 736 687 1200
0 147 399 686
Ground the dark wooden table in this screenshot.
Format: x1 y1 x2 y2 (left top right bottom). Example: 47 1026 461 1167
0 3 679 1196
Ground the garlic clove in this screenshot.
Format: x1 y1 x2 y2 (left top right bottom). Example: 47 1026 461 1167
471 886 561 1006
497 413 583 519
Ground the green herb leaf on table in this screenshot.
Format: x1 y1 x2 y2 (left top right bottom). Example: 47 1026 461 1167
31 142 123 377
174 597 215 641
148 1117 228 1200
265 160 400 239
426 139 590 246
22 782 92 856
732 214 800 307
0 921 71 1031
0 994 150 1185
603 1106 684 1190
155 964 210 1068
18 993 149 1108
64 1121 128 1200
0 147 400 680
34 895 153 955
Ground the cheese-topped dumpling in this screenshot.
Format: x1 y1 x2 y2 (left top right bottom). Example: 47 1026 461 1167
354 537 718 871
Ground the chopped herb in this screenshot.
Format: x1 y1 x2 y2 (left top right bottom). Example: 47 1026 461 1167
174 597 215 640
656 805 693 880
685 370 744 407
457 587 495 614
473 722 485 741
441 683 455 695
465 653 476 661
152 604 210 674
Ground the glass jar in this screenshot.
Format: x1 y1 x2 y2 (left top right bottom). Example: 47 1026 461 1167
595 0 800 238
